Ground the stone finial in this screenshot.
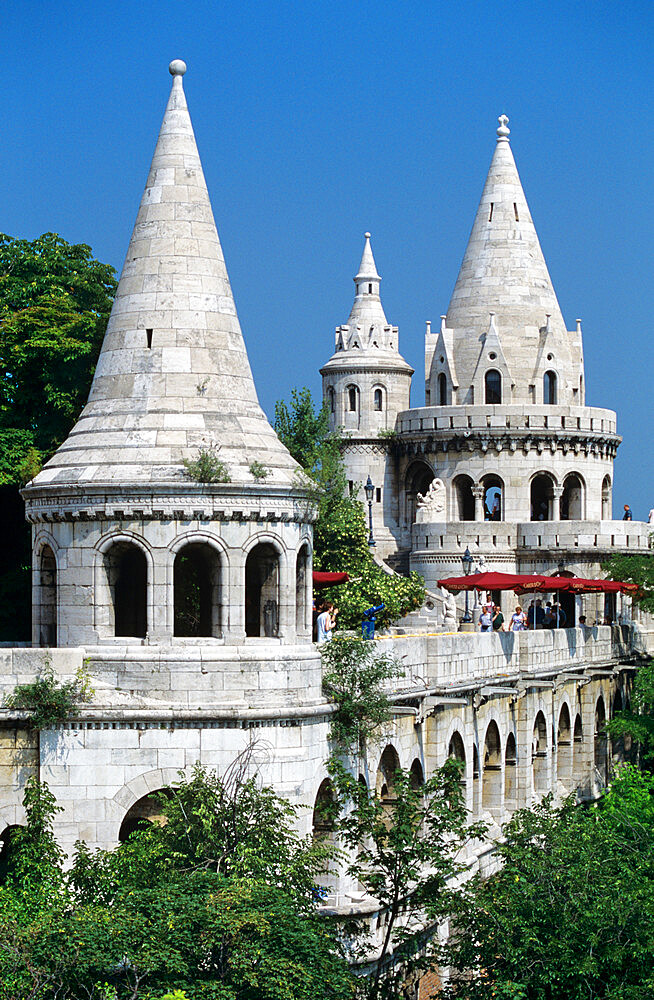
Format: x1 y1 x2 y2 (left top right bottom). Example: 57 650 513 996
169 59 187 76
497 114 510 141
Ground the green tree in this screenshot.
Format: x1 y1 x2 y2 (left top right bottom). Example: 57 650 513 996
275 388 425 629
442 767 654 1000
0 760 355 1000
0 232 116 641
329 757 482 1000
603 552 654 615
607 657 654 765
322 637 404 754
0 232 117 465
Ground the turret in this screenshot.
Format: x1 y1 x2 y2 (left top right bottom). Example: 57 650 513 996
23 61 315 647
427 116 585 408
320 234 413 559
321 233 413 435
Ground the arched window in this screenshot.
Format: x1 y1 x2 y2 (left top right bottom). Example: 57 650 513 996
504 733 517 812
405 462 434 527
295 544 310 633
532 711 548 797
373 387 383 411
481 474 504 521
438 372 447 406
348 385 359 412
39 545 57 647
453 474 475 521
557 704 572 785
482 721 502 818
530 474 554 521
173 543 222 637
594 696 607 786
119 790 171 843
327 386 335 413
543 370 557 404
0 825 23 881
410 758 425 790
376 745 400 800
245 543 280 637
448 731 467 793
104 542 147 638
561 473 584 520
601 475 612 519
485 369 502 404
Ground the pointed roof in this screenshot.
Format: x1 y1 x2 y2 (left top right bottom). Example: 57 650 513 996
443 115 577 403
346 232 388 328
30 60 300 488
321 233 412 375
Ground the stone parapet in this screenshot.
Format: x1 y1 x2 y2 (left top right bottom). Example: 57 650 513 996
395 404 619 458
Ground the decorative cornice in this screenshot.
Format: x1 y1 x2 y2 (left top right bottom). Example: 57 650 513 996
22 483 318 526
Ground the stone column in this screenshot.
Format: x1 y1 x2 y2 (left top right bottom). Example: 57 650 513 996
473 485 485 522
225 550 246 643
552 486 563 522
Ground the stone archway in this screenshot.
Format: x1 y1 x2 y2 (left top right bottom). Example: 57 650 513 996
482 721 502 819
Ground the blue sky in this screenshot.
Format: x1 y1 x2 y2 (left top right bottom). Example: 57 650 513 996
5 0 653 517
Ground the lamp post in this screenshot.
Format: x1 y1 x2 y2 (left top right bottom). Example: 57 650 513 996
461 546 473 623
364 475 375 547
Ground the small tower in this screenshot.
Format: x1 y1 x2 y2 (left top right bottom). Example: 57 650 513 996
320 234 413 558
23 61 315 648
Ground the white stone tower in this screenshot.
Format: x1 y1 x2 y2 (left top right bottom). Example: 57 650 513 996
320 234 413 559
397 116 643 610
23 60 316 648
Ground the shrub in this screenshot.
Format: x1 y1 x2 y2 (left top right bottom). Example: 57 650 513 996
182 447 231 483
5 662 93 728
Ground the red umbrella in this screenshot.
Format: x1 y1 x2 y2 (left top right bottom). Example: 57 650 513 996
312 571 350 589
436 572 566 593
562 578 638 595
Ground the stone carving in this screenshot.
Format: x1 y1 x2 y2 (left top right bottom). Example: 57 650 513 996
416 478 446 522
442 588 458 628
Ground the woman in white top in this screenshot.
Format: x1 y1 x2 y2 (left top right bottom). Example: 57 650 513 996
316 603 336 642
510 606 526 631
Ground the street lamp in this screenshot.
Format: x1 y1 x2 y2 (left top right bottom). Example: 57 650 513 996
461 546 473 623
364 475 375 547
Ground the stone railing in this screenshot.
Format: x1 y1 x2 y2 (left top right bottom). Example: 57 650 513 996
0 625 647 719
396 404 618 437
411 519 651 555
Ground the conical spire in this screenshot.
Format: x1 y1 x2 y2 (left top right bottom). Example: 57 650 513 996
31 61 299 487
347 232 387 327
443 115 578 404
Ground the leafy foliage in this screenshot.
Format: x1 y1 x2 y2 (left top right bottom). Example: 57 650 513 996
183 447 231 484
248 460 269 480
603 552 654 614
442 767 654 1000
275 388 425 628
4 663 94 729
0 232 117 467
323 563 425 631
607 657 654 763
329 757 482 1000
0 232 117 640
321 637 403 752
0 760 354 1000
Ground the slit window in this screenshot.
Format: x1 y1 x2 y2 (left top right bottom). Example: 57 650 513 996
348 386 358 411
376 488 381 503
373 388 383 411
513 203 519 221
488 203 494 222
146 328 153 348
368 283 372 294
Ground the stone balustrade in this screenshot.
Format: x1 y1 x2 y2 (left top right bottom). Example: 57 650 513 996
396 404 618 437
